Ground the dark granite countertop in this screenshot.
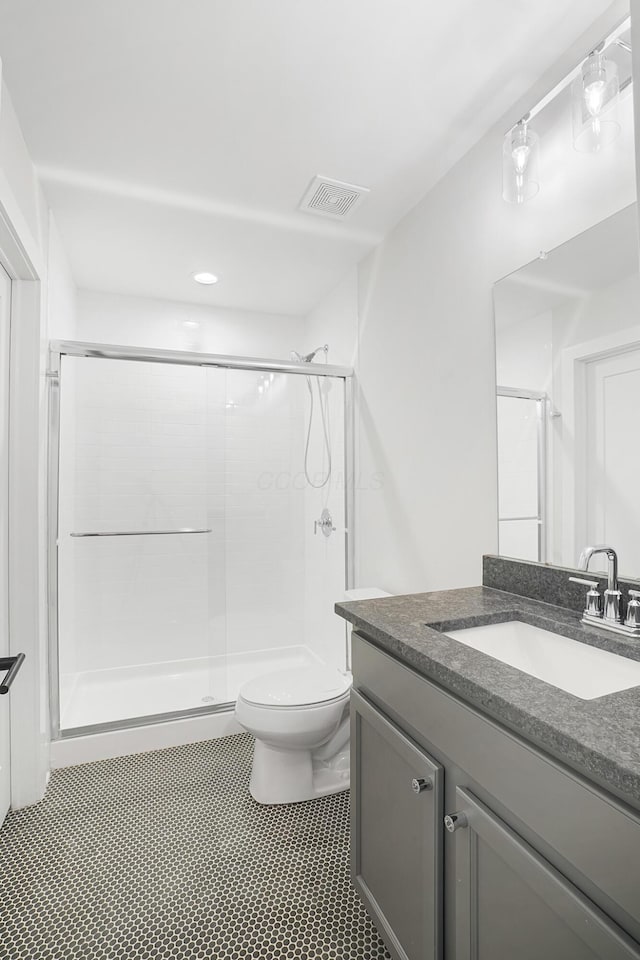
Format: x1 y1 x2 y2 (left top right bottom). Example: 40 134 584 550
336 585 640 813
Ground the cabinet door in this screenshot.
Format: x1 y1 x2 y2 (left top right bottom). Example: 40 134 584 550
351 690 443 960
450 787 640 960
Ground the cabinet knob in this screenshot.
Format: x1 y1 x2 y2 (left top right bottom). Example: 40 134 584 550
444 812 468 833
411 777 432 794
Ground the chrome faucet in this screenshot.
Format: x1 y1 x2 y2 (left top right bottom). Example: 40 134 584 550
578 545 622 623
570 545 640 638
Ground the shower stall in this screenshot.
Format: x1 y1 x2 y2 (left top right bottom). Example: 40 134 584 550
47 342 353 740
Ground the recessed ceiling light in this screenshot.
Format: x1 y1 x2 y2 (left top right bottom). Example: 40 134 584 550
192 271 219 285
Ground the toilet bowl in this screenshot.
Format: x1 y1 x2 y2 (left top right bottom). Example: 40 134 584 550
235 665 352 805
235 587 391 805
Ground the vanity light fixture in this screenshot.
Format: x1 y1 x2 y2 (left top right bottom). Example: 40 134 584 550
572 47 621 153
192 271 219 285
502 117 540 205
501 16 630 204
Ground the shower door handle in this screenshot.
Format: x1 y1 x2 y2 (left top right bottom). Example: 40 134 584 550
0 653 25 694
70 528 212 538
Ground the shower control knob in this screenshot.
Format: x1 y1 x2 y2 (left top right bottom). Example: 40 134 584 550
314 508 336 538
444 812 468 833
411 777 432 794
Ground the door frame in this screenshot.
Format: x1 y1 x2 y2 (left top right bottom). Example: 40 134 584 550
560 325 640 566
0 189 46 810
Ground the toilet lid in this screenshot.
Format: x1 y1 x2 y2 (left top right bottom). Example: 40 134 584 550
240 666 351 707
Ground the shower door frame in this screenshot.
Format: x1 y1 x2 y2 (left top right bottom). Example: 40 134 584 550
47 340 355 740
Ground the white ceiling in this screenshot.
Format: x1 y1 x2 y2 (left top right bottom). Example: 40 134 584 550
0 0 624 315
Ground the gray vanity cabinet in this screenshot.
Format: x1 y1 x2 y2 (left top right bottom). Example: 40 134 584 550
451 787 640 960
351 690 443 960
350 632 640 960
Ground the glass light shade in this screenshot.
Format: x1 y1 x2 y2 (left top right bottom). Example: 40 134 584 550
572 53 621 153
502 122 540 204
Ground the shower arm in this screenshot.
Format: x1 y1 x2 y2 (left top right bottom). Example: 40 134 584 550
291 344 329 364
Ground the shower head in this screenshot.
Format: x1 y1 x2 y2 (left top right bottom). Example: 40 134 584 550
290 344 329 364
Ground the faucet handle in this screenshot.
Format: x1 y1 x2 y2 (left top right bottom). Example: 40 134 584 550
626 591 640 627
569 577 600 588
569 577 602 618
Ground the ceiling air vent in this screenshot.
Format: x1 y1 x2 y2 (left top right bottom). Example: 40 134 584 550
299 176 369 220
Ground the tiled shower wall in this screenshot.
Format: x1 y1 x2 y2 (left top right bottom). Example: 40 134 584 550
222 369 306 654
58 356 346 684
303 375 348 671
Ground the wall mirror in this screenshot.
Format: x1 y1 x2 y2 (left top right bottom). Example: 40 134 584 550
494 201 640 576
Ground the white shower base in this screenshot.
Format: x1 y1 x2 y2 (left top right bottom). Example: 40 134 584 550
59 645 321 731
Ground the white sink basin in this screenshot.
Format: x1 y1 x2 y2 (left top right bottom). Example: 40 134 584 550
445 620 640 700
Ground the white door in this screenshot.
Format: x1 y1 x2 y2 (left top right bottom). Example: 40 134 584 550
0 264 11 825
585 346 640 578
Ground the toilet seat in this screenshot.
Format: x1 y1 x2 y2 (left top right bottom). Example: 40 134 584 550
239 665 351 709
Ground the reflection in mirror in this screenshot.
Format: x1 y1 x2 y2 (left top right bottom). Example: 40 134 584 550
494 203 640 577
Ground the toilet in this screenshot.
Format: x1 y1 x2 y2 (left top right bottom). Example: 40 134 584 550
235 587 391 805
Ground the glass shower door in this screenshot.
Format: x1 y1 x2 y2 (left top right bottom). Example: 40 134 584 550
216 366 347 697
497 392 546 562
54 349 352 735
57 356 227 732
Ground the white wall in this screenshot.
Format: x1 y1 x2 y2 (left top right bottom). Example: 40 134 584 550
0 80 74 807
75 289 303 359
47 215 77 341
553 272 640 351
46 212 78 735
304 269 358 368
353 24 637 596
0 83 46 264
496 311 553 393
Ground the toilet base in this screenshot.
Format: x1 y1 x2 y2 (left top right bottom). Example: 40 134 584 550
249 739 350 805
